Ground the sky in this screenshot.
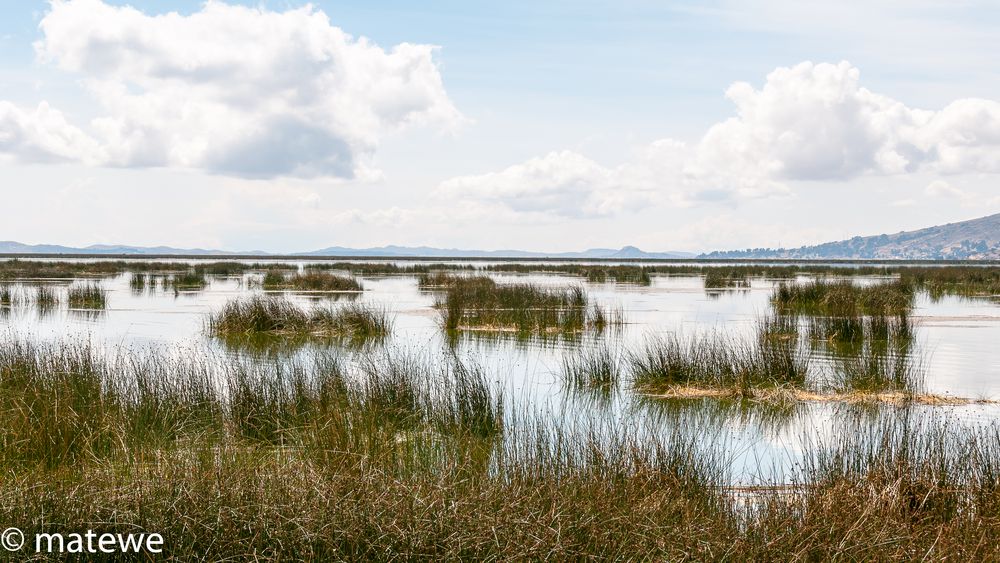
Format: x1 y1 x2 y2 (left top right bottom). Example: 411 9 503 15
1 0 1000 253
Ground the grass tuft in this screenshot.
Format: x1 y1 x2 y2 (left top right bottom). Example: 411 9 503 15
67 283 108 309
208 295 391 342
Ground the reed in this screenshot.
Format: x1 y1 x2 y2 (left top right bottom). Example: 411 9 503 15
435 275 596 335
263 271 363 292
831 341 923 395
629 331 808 393
0 284 15 307
807 313 914 347
34 285 61 312
562 342 621 390
309 262 474 275
164 271 208 290
128 272 148 293
772 278 914 316
1 335 1000 559
67 283 108 309
703 268 751 289
208 295 391 341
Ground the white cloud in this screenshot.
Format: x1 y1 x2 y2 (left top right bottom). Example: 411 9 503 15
437 151 623 218
0 0 461 179
0 101 104 164
924 180 966 199
440 61 1000 218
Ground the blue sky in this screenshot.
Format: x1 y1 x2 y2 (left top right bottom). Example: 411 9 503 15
1 1 1000 252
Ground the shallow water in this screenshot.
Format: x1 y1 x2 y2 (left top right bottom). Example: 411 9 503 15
2 259 1000 482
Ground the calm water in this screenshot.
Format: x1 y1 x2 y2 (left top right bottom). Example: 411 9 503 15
3 259 1000 482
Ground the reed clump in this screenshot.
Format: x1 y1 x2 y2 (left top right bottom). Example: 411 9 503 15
309 262 473 275
772 278 914 316
208 295 390 341
263 271 363 292
67 283 108 309
0 284 16 307
434 275 605 335
900 266 1000 300
34 285 61 312
562 343 621 390
163 271 208 290
629 331 808 394
703 268 751 289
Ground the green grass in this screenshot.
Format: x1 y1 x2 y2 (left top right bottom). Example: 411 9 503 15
208 295 391 342
67 283 108 309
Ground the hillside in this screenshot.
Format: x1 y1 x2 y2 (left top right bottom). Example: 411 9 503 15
703 213 1000 260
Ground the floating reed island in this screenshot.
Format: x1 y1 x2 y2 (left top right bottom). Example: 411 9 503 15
424 274 620 335
2 335 1000 559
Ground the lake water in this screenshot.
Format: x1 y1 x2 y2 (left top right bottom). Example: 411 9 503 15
3 259 1000 483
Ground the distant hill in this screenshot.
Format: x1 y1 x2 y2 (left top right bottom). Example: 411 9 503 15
702 213 1000 260
0 241 694 259
295 244 693 259
0 241 249 255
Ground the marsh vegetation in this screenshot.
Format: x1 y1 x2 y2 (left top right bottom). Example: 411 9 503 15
261 270 363 292
67 283 108 309
0 335 998 559
2 257 1000 559
208 295 390 343
428 275 615 335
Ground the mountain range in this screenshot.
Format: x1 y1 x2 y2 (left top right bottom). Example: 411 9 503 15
4 213 1000 260
702 213 1000 260
0 241 694 259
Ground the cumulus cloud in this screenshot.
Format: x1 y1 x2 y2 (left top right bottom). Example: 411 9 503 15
0 0 461 178
0 101 104 164
441 61 1000 218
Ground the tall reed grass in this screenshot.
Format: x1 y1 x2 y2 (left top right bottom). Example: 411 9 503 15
434 275 600 335
263 271 363 292
629 331 808 394
0 335 998 559
67 283 108 309
773 278 914 316
208 295 391 342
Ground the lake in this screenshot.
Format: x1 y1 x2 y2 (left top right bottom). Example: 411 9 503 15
3 258 1000 483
